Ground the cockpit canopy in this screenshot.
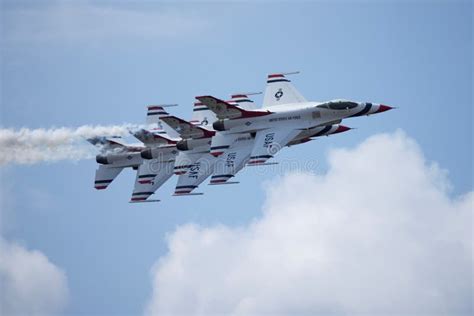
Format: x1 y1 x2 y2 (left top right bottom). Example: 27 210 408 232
317 100 359 110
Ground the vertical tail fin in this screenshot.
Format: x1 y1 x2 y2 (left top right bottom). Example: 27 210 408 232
227 92 261 110
146 105 174 124
190 101 217 128
262 72 306 108
145 104 180 139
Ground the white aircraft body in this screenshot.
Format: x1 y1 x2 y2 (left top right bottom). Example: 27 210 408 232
159 94 258 195
89 105 180 202
88 71 392 201
194 72 392 184
89 137 143 190
162 93 354 194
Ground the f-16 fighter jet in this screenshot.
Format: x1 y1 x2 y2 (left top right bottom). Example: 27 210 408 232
142 98 219 195
162 93 350 194
88 136 143 190
196 72 392 184
159 94 258 195
89 105 179 202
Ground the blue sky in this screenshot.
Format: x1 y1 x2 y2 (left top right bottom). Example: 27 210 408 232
1 1 472 315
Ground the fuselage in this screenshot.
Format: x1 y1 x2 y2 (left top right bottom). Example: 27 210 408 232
96 143 178 168
214 100 389 134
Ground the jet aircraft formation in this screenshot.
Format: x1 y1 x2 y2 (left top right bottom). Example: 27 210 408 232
89 72 393 202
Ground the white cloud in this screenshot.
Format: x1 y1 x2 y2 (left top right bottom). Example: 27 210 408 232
0 238 69 316
146 130 473 316
2 2 209 44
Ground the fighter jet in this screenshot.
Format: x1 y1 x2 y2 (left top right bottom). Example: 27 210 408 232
194 72 392 184
88 136 143 190
89 105 179 202
159 94 258 195
162 92 352 195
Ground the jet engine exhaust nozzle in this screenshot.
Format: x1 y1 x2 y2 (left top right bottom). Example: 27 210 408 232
176 140 189 151
96 155 109 165
213 120 226 131
140 149 153 160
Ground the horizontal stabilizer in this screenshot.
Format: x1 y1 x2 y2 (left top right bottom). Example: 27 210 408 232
161 115 215 139
132 129 177 145
87 137 126 152
196 95 271 120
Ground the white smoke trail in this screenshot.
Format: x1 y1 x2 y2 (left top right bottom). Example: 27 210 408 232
0 124 140 166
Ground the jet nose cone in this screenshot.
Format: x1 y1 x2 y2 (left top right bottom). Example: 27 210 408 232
334 125 351 134
375 104 393 113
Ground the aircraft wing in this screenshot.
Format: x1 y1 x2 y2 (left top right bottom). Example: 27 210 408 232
210 136 254 184
173 149 208 175
196 96 271 120
130 159 174 202
173 154 216 195
247 127 301 165
94 165 123 190
160 115 215 139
